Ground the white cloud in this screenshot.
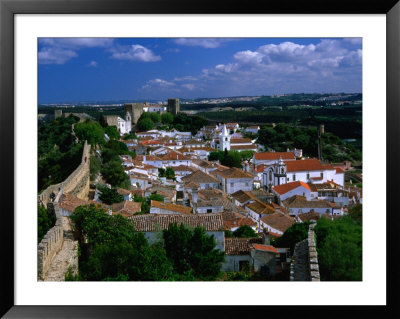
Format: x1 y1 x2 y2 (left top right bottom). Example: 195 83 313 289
38 38 114 65
88 61 98 67
181 84 195 91
173 38 235 49
111 44 161 62
142 78 175 90
38 47 78 65
39 38 114 49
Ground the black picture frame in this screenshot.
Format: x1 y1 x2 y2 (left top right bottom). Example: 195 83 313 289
1 0 399 317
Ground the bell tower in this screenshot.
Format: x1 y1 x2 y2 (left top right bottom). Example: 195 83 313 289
219 124 231 151
274 156 287 186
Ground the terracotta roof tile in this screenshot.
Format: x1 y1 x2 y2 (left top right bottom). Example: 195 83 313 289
273 181 312 195
225 238 262 255
252 244 279 254
129 214 224 231
285 158 326 172
261 213 295 232
151 200 192 215
181 170 219 184
216 167 253 179
254 152 295 161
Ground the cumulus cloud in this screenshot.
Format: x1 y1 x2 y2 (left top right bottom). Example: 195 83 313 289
88 61 98 67
38 47 78 65
147 38 362 97
38 38 114 65
173 38 235 49
142 78 175 90
111 44 161 62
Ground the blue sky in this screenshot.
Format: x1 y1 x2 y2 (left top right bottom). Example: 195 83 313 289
38 38 362 104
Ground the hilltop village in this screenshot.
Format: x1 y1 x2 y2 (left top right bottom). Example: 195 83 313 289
38 98 362 281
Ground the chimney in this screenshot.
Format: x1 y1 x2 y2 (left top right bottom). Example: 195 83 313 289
192 189 198 204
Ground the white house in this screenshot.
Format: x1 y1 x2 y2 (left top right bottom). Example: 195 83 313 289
181 170 220 190
150 200 192 215
272 181 317 202
244 126 260 134
215 167 254 194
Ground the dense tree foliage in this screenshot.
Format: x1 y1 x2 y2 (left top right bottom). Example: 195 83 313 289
71 204 174 281
348 204 362 224
172 113 208 134
163 223 225 280
233 225 258 238
122 132 137 140
70 205 224 281
89 155 101 181
158 167 175 180
74 121 105 145
271 222 310 252
38 116 83 191
315 216 362 281
140 112 161 124
97 186 124 205
101 160 131 189
208 150 242 168
161 112 174 124
38 204 56 243
105 126 120 140
137 118 154 131
257 123 361 163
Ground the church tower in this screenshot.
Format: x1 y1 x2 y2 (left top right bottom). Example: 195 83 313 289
274 156 287 186
219 124 231 151
125 112 132 134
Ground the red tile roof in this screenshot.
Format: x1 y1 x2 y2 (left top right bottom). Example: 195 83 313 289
224 238 262 255
285 158 324 172
254 152 295 161
273 181 312 195
261 213 295 233
129 214 224 231
151 200 192 215
252 244 279 254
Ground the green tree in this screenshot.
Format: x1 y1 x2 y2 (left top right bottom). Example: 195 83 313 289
221 151 242 169
158 168 166 177
98 186 124 205
348 204 362 224
148 193 164 202
105 126 120 140
101 160 131 188
163 223 225 280
271 222 310 252
38 204 56 243
89 155 101 181
315 216 362 281
137 118 154 131
165 167 175 180
233 225 258 238
74 121 105 145
71 204 174 281
161 112 174 124
99 114 108 128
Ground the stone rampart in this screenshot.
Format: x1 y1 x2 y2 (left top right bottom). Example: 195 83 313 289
290 221 320 281
38 140 91 206
37 140 90 280
37 200 63 280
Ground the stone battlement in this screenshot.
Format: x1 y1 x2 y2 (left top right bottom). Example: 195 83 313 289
290 221 320 281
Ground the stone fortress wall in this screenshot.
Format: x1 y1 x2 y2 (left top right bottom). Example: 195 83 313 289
37 140 90 280
290 221 320 281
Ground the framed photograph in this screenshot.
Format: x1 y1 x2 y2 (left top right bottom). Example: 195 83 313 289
1 0 398 317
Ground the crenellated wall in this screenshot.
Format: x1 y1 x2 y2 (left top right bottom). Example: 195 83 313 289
37 200 64 280
37 140 90 280
38 140 91 207
290 221 320 281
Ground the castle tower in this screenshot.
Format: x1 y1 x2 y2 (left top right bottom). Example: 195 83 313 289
124 103 144 125
274 156 287 186
167 98 180 115
219 124 231 151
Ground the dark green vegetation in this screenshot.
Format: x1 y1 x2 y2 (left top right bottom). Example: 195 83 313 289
74 121 105 146
69 205 224 281
315 214 362 281
271 222 310 252
198 105 362 141
38 204 56 243
163 223 225 280
208 150 241 168
89 155 101 181
158 167 175 180
133 193 164 214
257 123 361 163
225 225 258 238
38 116 83 191
97 185 124 205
